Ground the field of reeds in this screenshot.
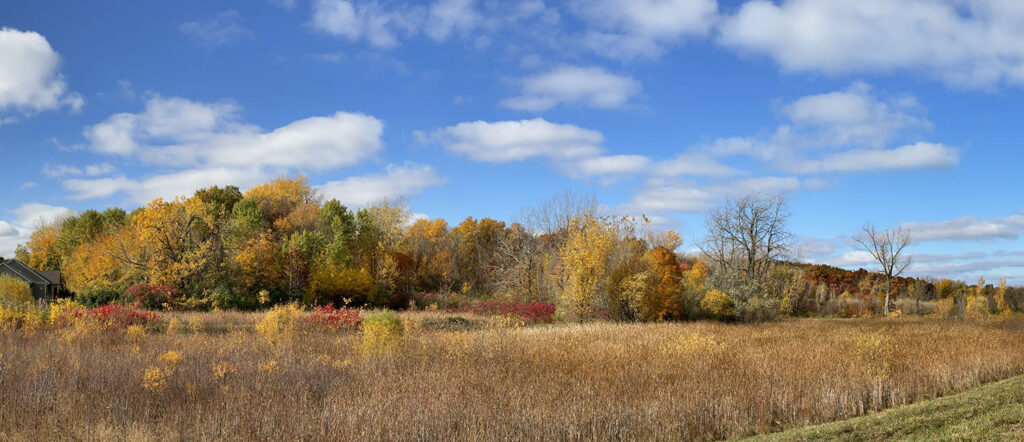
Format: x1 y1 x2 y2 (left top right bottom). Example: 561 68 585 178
2 310 1024 441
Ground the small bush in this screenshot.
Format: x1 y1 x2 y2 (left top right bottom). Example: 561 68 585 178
0 274 33 306
0 304 47 330
308 304 362 331
701 289 735 319
359 309 403 354
77 304 158 330
127 284 180 310
935 297 958 319
255 303 306 345
735 296 781 322
75 284 125 307
456 300 557 323
49 298 86 326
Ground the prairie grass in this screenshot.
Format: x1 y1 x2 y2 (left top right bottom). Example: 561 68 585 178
1 316 1023 440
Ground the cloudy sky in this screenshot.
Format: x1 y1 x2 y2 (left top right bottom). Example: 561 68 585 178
1 0 1023 283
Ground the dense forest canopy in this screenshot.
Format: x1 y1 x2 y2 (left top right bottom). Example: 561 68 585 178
7 176 1022 321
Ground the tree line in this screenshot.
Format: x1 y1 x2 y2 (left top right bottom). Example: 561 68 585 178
8 176 1021 321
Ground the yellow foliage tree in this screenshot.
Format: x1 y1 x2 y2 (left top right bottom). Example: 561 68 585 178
558 216 615 318
26 223 61 271
640 246 683 321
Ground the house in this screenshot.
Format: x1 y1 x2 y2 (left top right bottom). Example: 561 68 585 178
0 259 62 302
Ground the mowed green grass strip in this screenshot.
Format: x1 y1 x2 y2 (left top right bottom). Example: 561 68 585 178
746 375 1024 441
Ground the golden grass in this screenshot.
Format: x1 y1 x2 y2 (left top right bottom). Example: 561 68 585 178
1 316 1023 440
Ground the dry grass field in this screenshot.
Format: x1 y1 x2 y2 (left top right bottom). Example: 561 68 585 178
2 313 1024 441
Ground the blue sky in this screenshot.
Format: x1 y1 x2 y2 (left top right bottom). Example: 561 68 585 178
2 0 1024 283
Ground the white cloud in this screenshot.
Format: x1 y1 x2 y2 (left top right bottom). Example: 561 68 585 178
0 27 83 115
310 0 423 48
83 95 384 171
423 118 604 163
834 250 876 266
781 81 929 148
651 152 743 177
787 142 959 174
901 212 1024 242
18 182 36 191
571 0 718 58
719 0 1024 87
501 66 641 111
622 176 802 214
179 10 253 47
43 162 117 178
0 203 76 258
426 0 482 41
318 163 446 206
72 94 386 204
573 155 651 177
698 82 958 174
12 203 75 228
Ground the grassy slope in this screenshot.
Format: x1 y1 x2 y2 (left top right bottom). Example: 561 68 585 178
746 375 1024 441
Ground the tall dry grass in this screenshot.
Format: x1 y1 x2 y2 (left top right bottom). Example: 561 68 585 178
1 316 1023 440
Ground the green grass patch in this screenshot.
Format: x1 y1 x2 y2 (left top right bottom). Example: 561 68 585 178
746 374 1024 441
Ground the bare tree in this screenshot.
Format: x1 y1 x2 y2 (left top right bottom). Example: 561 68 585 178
697 195 794 283
517 190 600 237
854 223 912 315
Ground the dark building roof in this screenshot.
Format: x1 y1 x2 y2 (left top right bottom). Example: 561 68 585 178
0 259 59 285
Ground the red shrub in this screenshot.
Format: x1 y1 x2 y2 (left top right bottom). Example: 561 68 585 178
127 284 180 309
77 304 158 330
455 300 556 323
308 304 362 331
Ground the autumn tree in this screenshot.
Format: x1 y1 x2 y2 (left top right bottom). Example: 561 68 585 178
854 223 912 315
698 195 793 284
558 216 615 319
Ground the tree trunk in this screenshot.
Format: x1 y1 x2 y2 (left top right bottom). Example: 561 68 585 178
884 277 891 315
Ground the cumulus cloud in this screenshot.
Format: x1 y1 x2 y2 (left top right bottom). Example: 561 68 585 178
71 94 386 204
310 0 422 48
179 10 253 47
698 82 958 174
780 81 930 148
571 0 719 58
719 0 1024 87
83 95 384 171
318 163 446 206
422 118 604 163
0 28 83 115
501 66 640 111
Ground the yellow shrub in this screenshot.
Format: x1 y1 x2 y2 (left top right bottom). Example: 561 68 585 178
966 295 990 321
701 290 735 318
854 331 896 380
126 324 147 338
142 366 167 392
158 350 183 369
49 298 85 326
0 274 33 306
0 304 47 330
166 318 183 335
255 303 306 345
359 309 403 355
660 332 721 357
934 297 957 319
